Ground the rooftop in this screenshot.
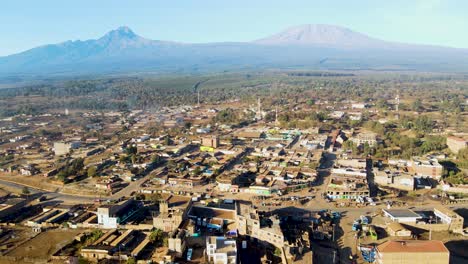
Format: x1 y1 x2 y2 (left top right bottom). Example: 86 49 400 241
377 240 448 253
383 209 421 218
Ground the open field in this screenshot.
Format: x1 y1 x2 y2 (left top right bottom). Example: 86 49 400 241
6 229 81 259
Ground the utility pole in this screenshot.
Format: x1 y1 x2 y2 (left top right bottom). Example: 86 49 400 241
332 223 335 241
395 89 400 120
275 106 279 125
197 90 200 107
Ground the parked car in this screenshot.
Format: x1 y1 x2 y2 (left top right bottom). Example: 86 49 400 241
187 248 193 261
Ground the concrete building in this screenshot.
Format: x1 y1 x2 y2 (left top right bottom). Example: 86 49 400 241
386 223 412 237
97 198 138 229
201 135 220 148
236 202 285 249
167 229 187 256
376 240 449 264
153 195 191 232
433 207 464 233
382 209 421 224
0 198 27 220
374 169 414 191
351 132 378 147
326 174 369 200
206 236 237 264
446 136 467 154
54 141 81 156
410 158 443 179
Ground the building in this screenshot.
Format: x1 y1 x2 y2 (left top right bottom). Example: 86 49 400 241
54 141 81 156
433 207 464 233
167 229 187 256
446 136 467 154
376 240 449 264
153 195 192 232
410 158 443 179
326 175 370 200
97 198 139 228
386 223 412 237
81 229 152 261
382 209 421 224
206 236 237 264
351 103 367 109
374 169 414 191
0 198 27 220
201 135 220 148
236 202 285 249
352 132 377 147
336 158 367 169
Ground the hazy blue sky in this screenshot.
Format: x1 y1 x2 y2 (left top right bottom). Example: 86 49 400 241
1 0 467 56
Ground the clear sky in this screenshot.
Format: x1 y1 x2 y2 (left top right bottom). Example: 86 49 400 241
1 0 467 56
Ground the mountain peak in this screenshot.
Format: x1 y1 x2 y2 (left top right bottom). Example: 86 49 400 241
254 24 383 47
101 26 138 41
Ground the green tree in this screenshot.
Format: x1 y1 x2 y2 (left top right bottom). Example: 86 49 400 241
22 186 30 196
412 99 423 112
149 228 165 246
274 247 282 256
87 166 97 178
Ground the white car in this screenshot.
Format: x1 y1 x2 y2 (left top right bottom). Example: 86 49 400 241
187 248 193 261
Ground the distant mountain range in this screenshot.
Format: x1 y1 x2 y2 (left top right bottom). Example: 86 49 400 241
1 24 468 79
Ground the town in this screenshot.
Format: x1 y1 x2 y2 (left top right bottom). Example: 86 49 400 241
0 74 466 264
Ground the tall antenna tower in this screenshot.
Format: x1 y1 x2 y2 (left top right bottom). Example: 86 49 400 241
256 98 262 120
395 90 400 119
275 106 279 125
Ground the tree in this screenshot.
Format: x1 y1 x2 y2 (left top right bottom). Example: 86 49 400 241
125 145 138 155
87 166 97 178
22 186 30 197
126 257 136 264
274 247 282 256
149 228 165 246
193 166 202 176
412 99 423 112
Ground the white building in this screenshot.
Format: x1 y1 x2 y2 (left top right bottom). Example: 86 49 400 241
206 236 237 264
382 209 421 224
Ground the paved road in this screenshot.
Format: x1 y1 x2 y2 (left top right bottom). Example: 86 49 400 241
108 167 164 200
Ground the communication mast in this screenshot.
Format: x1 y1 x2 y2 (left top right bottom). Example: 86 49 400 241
256 98 262 120
395 90 400 119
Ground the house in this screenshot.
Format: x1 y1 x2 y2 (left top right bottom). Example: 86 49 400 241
351 103 367 109
0 198 27 220
382 209 421 224
386 223 412 237
201 135 220 148
236 202 285 249
206 236 237 264
352 132 377 147
376 240 449 264
97 198 139 228
410 158 443 179
326 174 369 200
153 195 192 232
433 207 464 233
374 169 414 191
54 141 81 156
235 131 264 140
